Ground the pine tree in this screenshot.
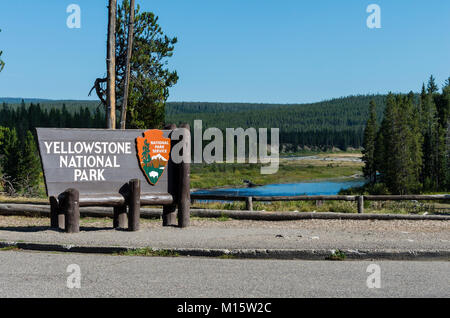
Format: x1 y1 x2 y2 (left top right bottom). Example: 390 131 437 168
362 100 378 183
417 75 450 191
16 131 42 195
0 128 21 193
388 95 411 194
91 0 179 129
377 93 396 190
0 127 7 152
408 92 424 193
445 78 450 189
436 78 450 189
400 93 422 193
421 77 439 190
374 129 385 182
427 75 439 94
377 93 422 194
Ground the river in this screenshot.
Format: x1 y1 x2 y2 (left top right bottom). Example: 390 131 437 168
193 179 366 197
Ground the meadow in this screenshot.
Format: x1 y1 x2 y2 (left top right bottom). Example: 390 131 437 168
190 152 363 189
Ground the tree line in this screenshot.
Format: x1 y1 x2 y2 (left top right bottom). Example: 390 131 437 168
0 101 105 195
362 76 450 194
2 94 388 150
166 95 388 150
0 127 41 195
0 101 104 141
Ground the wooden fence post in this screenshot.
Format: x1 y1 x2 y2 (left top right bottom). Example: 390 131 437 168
63 189 80 233
246 196 253 211
163 124 178 226
178 123 190 228
113 205 127 229
358 195 364 214
128 178 140 231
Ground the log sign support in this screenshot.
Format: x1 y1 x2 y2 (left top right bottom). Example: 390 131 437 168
162 124 178 227
178 123 191 228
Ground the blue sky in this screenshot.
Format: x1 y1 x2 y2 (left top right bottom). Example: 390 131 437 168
0 0 449 103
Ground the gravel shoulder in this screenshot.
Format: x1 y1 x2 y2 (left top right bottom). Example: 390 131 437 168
0 215 448 252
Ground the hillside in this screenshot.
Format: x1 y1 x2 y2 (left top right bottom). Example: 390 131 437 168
165 95 390 149
0 94 395 149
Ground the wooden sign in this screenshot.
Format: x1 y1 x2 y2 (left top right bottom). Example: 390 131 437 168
36 128 174 198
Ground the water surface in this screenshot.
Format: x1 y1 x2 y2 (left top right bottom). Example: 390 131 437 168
193 179 366 197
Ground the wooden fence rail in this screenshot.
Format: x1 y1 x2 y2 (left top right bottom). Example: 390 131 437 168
0 194 448 215
190 193 450 213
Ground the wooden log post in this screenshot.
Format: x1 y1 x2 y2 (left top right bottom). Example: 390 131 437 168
178 123 191 228
63 189 80 233
128 178 140 231
163 205 177 226
51 195 65 230
163 124 178 226
58 206 65 229
49 196 59 228
113 205 127 229
246 196 253 211
357 195 364 214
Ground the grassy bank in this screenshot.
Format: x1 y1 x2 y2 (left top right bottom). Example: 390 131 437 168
191 153 363 189
192 200 449 215
0 194 47 204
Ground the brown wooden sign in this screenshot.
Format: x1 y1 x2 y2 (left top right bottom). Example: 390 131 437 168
36 128 174 198
36 127 191 232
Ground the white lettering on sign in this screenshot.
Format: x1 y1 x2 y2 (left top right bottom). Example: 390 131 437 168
44 141 132 182
43 141 131 154
151 140 170 154
74 169 105 181
59 155 120 168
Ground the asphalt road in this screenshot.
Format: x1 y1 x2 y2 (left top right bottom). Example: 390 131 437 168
0 251 448 297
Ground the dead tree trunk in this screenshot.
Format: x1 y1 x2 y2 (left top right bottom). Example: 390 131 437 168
120 0 135 130
107 0 117 129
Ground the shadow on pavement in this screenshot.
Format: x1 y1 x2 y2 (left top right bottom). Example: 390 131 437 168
0 226 114 233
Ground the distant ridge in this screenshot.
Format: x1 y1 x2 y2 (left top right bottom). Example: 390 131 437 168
0 94 398 148
0 97 98 104
0 97 54 103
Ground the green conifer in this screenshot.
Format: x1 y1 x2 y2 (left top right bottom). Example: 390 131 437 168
17 131 42 195
362 100 378 183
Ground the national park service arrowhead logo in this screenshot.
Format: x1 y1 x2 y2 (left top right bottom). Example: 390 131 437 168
136 130 170 185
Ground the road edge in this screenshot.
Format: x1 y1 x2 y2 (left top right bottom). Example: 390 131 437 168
1 241 449 261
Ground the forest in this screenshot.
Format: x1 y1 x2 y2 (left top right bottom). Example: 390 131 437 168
361 76 450 194
0 94 388 150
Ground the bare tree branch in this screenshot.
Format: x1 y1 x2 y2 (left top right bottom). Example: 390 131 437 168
89 77 108 107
